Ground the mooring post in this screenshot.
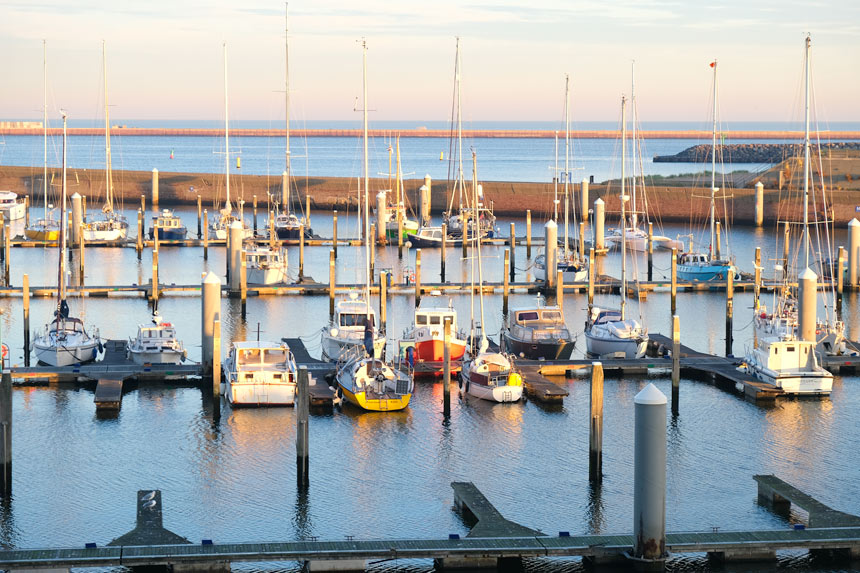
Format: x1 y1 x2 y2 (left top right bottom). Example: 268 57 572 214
849 219 860 289
556 269 564 313
379 271 387 333
296 366 309 487
503 249 510 316
587 249 595 308
299 224 305 280
754 247 762 311
715 221 722 260
136 209 143 258
545 219 557 290
329 249 336 319
269 212 277 248
461 217 468 259
415 248 422 306
440 223 447 282
332 210 338 259
212 318 221 403
580 178 589 230
151 167 159 212
71 193 82 248
306 195 311 231
726 270 733 356
647 222 654 282
23 274 30 367
755 181 764 227
632 383 667 567
1 371 11 498
228 221 242 297
375 192 387 245
3 225 9 286
672 315 680 416
589 362 604 482
594 198 605 252
252 195 258 232
443 317 451 418
201 272 221 378
197 195 202 238
203 209 209 260
782 221 790 282
526 210 532 258
281 170 288 208
82 196 87 223
671 248 677 314
24 196 29 228
798 268 817 342
240 251 247 317
78 224 85 286
151 237 159 303
579 221 586 262
509 222 516 283
837 245 845 311
140 194 145 214
369 223 376 279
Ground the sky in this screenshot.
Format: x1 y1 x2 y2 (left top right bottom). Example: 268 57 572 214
1 0 859 126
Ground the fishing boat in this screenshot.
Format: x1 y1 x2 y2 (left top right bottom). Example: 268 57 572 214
209 42 253 241
25 42 61 242
33 112 102 367
584 96 648 360
149 209 187 240
273 7 312 241
244 245 289 285
335 39 413 412
676 60 737 282
127 312 187 365
744 335 832 395
409 226 462 248
222 340 298 406
501 297 575 360
399 292 467 370
83 41 128 242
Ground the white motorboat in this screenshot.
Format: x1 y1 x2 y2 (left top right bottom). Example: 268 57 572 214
0 191 26 221
127 313 187 365
222 340 298 406
321 295 386 362
245 245 289 285
744 336 832 395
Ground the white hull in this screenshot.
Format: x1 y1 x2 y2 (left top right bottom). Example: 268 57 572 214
225 380 296 406
0 202 26 221
460 368 522 402
585 331 647 359
321 331 385 362
83 227 127 241
247 266 288 285
33 337 99 367
749 367 833 395
533 265 588 282
128 348 184 365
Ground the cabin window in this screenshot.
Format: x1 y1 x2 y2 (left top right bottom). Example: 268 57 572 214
542 311 562 321
340 314 374 328
430 316 441 325
416 315 428 325
263 349 287 364
518 311 539 321
242 349 261 362
787 346 795 352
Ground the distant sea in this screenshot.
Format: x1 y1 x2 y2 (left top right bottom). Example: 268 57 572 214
2 119 858 183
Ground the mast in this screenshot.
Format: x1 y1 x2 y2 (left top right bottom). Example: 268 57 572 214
59 111 68 307
43 40 48 222
224 42 231 213
620 96 627 321
473 150 486 349
630 61 637 230
553 131 558 221
710 60 717 259
362 39 371 317
396 136 403 230
802 35 811 270
456 38 465 215
564 74 570 258
103 40 113 213
284 3 291 213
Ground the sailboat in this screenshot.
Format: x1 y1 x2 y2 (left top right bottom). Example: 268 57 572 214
273 6 311 241
26 41 62 242
335 40 413 412
584 96 648 360
83 41 128 242
460 150 523 403
210 42 253 241
33 112 102 367
535 74 587 283
677 60 738 282
376 137 419 241
745 37 836 394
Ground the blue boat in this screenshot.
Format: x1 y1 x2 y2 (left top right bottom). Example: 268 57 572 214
676 252 736 282
149 209 187 241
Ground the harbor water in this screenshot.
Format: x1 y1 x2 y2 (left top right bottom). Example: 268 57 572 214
0 205 858 572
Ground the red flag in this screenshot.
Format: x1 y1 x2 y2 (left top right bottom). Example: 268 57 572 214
709 61 716 68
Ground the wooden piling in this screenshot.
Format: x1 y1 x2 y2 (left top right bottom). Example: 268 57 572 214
1 371 11 497
212 318 221 399
579 221 585 261
252 195 258 232
203 209 209 260
443 316 451 418
82 196 87 223
715 221 722 260
151 168 159 212
3 225 9 286
726 271 734 357
269 211 277 248
23 274 30 367
671 315 680 416
240 251 247 315
415 248 422 306
671 248 677 314
369 223 376 279
647 222 654 282
589 362 603 482
509 222 516 283
299 224 305 280
151 243 159 303
556 270 564 313
305 195 311 231
140 194 145 214
440 223 447 282
503 249 510 315
136 209 143 259
587 248 594 308
332 210 338 259
329 249 336 318
526 210 532 258
79 224 85 285
754 247 762 311
197 195 202 238
461 218 467 259
380 271 387 332
296 366 309 487
837 246 845 311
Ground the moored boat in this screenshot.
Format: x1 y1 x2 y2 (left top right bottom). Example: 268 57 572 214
0 191 26 220
127 313 187 365
502 301 575 360
336 347 412 411
399 293 467 371
744 335 832 395
222 340 298 406
245 245 289 285
149 209 187 240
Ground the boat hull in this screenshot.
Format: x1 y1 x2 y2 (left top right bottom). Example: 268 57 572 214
24 228 60 241
502 332 575 360
748 366 833 395
338 384 411 411
677 263 734 282
149 228 187 241
34 339 99 367
585 331 647 359
83 228 127 241
225 381 297 406
128 349 184 365
275 226 313 240
0 203 26 221
460 370 522 402
321 332 385 362
414 338 466 363
247 267 288 285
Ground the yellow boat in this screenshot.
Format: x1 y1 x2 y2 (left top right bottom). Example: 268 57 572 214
336 354 413 412
25 219 61 241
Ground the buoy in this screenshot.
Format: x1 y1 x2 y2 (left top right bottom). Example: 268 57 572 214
169 149 174 159
439 151 444 161
236 156 241 169
508 372 523 387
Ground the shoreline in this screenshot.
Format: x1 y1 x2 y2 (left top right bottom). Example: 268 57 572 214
3 165 859 226
2 127 860 140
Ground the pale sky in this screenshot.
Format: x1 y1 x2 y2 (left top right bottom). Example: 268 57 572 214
1 0 858 125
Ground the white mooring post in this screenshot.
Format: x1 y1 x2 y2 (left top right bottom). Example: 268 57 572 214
632 383 667 568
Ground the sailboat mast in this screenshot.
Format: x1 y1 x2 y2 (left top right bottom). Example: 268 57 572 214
103 40 113 213
59 112 68 306
224 42 231 213
284 3 291 213
456 38 465 214
43 40 48 222
564 74 570 258
553 131 558 221
802 35 811 270
630 61 637 229
362 39 371 317
710 60 717 258
620 96 627 322
473 150 486 347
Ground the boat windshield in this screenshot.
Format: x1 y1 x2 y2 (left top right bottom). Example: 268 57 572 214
340 313 374 328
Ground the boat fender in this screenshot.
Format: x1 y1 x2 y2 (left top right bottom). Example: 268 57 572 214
465 379 469 394
98 341 104 353
336 386 343 400
508 372 523 387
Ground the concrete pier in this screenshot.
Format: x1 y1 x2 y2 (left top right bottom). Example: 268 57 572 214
544 219 557 289
755 181 764 226
201 272 221 378
632 384 667 569
108 490 190 546
594 198 605 252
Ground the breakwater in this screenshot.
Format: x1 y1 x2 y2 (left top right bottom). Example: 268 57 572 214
654 142 860 163
3 127 860 140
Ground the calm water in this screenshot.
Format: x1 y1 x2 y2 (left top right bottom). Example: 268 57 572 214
0 209 858 572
